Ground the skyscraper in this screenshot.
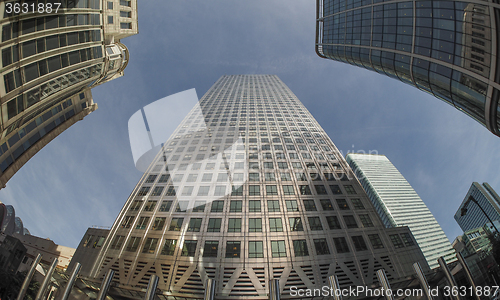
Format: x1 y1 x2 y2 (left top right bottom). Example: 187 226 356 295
91 75 427 298
454 182 500 232
316 0 500 136
0 0 138 187
346 153 456 269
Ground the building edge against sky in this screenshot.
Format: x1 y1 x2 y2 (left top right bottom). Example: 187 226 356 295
88 75 427 299
454 182 500 232
316 0 500 137
346 153 456 269
0 0 138 188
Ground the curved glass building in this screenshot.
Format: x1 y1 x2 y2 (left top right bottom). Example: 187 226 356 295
0 0 138 188
316 0 500 136
91 75 427 299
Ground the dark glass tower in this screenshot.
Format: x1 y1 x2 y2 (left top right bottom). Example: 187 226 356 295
316 0 500 136
91 75 427 299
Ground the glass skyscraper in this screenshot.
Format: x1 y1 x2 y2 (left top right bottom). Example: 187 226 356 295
0 0 138 187
346 153 456 269
91 75 427 299
454 182 500 232
316 0 500 136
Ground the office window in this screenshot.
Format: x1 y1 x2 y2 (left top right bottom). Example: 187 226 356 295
207 218 222 232
193 201 206 212
203 241 219 257
125 237 141 252
231 186 243 196
351 199 365 209
227 218 241 232
152 217 165 231
271 241 287 257
266 185 278 195
308 217 323 230
314 185 328 195
146 175 157 183
389 234 405 248
137 186 150 196
249 218 262 232
352 236 368 251
330 185 342 194
265 173 276 181
110 236 125 250
176 201 188 212
285 200 299 211
320 199 334 211
336 199 350 210
263 162 273 169
268 200 280 212
401 233 415 246
144 201 156 211
296 173 307 181
249 200 261 212
343 215 358 228
368 234 384 249
269 218 283 232
289 217 304 231
214 185 226 196
121 216 134 228
277 162 288 169
181 240 197 256
299 185 312 195
217 173 228 182
142 238 158 254
202 173 213 182
303 199 317 211
161 239 177 255
159 201 173 212
165 186 176 196
158 174 170 183
282 185 295 195
169 218 183 231
326 216 341 229
187 218 202 232
229 201 242 212
249 185 261 196
248 241 264 258
344 185 356 194
249 173 260 181
136 217 149 229
226 241 241 258
313 238 330 255
108 16 113 24
359 214 374 227
333 237 350 253
293 240 309 257
281 173 292 181
211 200 224 212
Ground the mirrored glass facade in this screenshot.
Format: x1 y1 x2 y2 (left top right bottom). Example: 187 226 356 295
91 75 428 299
316 0 500 136
347 153 456 269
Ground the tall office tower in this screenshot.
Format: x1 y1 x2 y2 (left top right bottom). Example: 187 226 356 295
0 0 138 187
346 153 456 269
91 75 427 299
316 0 500 137
454 182 500 232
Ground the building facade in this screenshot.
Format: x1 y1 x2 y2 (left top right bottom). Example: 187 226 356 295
346 153 456 269
68 227 110 277
91 75 427 299
316 0 500 136
454 182 500 232
0 0 138 187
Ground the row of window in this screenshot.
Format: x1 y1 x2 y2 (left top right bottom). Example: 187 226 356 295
2 30 101 68
121 214 375 233
4 46 103 94
2 14 101 42
111 234 391 257
130 197 365 216
135 183 355 198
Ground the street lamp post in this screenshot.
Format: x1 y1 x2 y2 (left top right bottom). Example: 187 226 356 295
461 196 500 236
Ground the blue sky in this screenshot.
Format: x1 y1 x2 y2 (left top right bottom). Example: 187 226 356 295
2 1 500 249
